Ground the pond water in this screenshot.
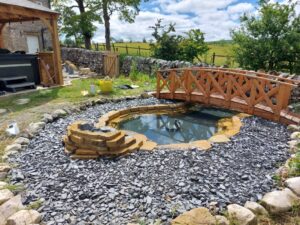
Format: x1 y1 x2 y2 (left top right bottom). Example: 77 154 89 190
119 107 235 145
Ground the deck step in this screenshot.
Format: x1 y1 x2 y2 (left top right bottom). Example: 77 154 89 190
5 82 36 92
0 76 27 82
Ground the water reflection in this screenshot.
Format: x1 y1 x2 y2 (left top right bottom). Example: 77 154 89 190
119 110 228 145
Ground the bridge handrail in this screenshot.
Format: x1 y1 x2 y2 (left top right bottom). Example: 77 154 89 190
156 67 299 123
157 67 299 87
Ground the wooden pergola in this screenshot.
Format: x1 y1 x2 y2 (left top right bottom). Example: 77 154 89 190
0 0 63 85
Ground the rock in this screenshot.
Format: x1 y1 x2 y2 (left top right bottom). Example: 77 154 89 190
27 122 46 136
227 204 257 225
0 182 8 189
285 177 300 196
287 124 300 132
14 137 30 146
52 109 67 119
0 195 24 225
15 98 30 105
6 210 41 225
288 140 299 149
215 215 229 225
291 132 300 140
0 109 7 116
0 164 10 173
209 134 230 143
244 201 268 216
2 151 18 161
140 92 152 99
4 144 21 152
171 207 216 225
79 67 91 75
0 189 14 205
42 113 53 123
261 188 300 214
0 173 7 180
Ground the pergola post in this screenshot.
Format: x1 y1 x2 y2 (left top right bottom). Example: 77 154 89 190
50 16 63 85
0 23 5 48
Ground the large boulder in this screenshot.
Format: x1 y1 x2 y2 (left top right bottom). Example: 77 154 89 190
0 189 13 205
171 207 216 225
244 201 268 216
261 188 300 214
0 195 24 225
227 204 257 225
6 210 41 225
285 177 300 196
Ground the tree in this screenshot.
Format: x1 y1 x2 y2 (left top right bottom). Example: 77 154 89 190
150 19 209 62
53 0 100 49
231 0 300 73
96 0 146 51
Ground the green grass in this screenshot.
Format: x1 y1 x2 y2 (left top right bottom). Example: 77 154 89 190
0 76 156 113
94 42 237 67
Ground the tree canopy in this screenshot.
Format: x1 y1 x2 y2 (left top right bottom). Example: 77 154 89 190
150 19 209 62
231 0 300 73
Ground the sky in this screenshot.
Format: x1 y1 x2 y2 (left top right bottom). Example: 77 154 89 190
93 0 299 43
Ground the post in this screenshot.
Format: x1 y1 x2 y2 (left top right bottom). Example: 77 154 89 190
96 43 99 51
50 17 63 85
156 71 161 98
112 44 115 52
212 52 216 65
0 23 5 48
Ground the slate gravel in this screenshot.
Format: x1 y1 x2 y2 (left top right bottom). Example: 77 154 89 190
9 98 290 225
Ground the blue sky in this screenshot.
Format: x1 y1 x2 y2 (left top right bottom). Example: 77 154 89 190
93 0 299 42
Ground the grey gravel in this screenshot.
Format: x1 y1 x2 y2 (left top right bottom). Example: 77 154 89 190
8 97 290 225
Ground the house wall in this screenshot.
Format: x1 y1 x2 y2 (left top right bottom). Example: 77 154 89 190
2 0 53 53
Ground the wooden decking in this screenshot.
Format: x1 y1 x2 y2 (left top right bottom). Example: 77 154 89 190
156 67 300 125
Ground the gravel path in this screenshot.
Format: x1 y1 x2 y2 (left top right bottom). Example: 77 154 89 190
9 98 290 225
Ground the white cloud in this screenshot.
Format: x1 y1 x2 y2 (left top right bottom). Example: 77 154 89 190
92 1 258 42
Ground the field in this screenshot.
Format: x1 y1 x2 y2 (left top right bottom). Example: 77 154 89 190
93 41 237 67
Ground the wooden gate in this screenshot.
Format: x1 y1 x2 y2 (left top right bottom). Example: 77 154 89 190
103 52 119 77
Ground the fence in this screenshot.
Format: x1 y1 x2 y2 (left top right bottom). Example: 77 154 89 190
93 43 152 57
92 43 234 66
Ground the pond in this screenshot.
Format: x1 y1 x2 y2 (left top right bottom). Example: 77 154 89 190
118 107 235 145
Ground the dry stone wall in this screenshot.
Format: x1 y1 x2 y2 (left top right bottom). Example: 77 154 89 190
61 48 104 73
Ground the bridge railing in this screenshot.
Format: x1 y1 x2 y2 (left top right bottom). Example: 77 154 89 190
156 68 299 122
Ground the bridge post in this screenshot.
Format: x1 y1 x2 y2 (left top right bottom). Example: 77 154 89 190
156 71 160 98
170 70 176 99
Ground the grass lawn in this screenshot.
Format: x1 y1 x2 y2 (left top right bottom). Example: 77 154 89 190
0 75 156 158
94 42 237 67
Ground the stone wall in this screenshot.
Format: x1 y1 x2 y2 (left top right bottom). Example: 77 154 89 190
120 55 208 76
61 48 104 73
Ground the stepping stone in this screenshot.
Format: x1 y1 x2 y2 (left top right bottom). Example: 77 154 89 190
15 98 30 105
209 134 230 143
215 215 229 225
0 164 10 173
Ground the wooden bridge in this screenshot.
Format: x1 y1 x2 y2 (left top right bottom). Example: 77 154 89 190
156 67 300 125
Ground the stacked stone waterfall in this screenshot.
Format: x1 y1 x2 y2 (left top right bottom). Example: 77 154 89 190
63 122 144 159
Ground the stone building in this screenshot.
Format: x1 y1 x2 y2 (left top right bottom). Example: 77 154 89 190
2 0 52 53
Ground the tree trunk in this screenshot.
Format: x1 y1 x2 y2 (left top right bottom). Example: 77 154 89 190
85 37 91 50
77 0 92 49
103 0 111 51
